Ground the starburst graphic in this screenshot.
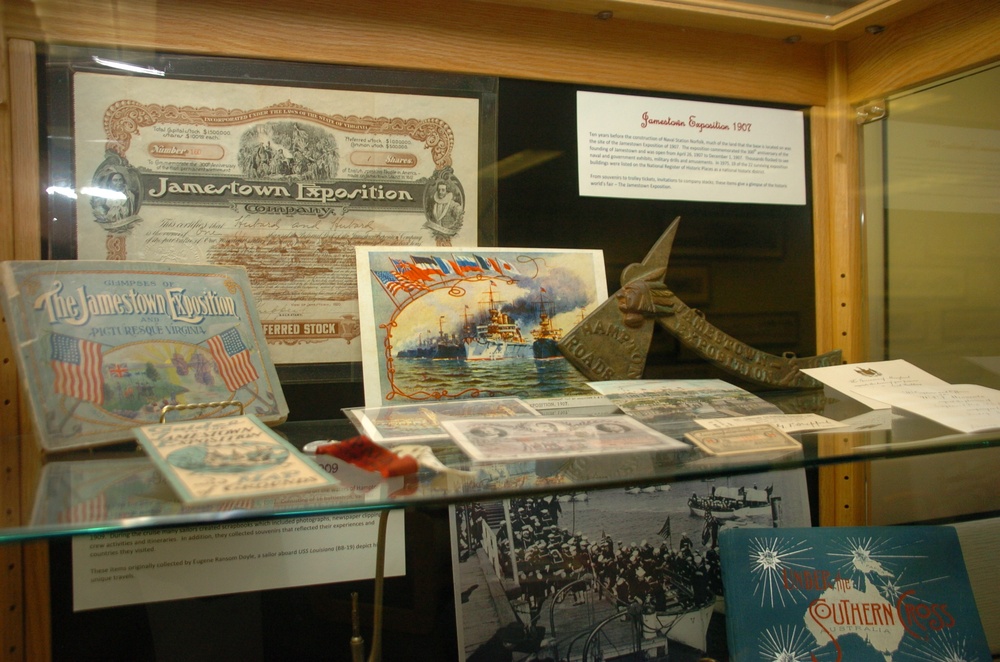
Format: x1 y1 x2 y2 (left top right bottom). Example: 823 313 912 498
825 535 932 589
899 628 986 662
876 565 949 608
747 535 815 608
758 625 818 662
725 529 989 662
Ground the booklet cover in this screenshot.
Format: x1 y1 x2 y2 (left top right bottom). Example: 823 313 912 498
134 414 335 504
0 260 287 451
719 525 991 662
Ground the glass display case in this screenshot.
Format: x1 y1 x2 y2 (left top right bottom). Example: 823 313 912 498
1 0 998 660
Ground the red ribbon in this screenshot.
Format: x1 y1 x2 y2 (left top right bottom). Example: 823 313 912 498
314 436 419 477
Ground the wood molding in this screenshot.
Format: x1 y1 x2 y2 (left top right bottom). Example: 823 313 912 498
816 41 869 528
2 0 827 106
22 543 50 662
823 42 865 365
819 434 873 526
0 17 26 662
8 37 48 662
847 0 1000 103
10 39 39 266
470 0 941 43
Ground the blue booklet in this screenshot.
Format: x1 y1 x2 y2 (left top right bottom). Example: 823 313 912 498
719 525 990 662
1 260 287 451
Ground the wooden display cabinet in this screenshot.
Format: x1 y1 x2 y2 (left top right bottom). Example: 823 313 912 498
1 0 998 659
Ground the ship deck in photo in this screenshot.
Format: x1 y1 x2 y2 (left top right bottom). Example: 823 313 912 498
687 485 776 521
531 290 564 360
465 282 531 361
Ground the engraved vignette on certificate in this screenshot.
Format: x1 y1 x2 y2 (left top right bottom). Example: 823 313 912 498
73 71 482 365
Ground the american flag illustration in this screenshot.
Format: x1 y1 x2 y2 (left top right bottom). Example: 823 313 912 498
50 333 104 404
375 270 423 295
393 269 429 291
58 493 108 523
206 327 258 392
375 270 405 295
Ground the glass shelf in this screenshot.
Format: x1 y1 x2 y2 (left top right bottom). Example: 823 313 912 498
4 384 999 544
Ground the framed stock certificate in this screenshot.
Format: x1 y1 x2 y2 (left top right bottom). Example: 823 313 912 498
43 46 497 382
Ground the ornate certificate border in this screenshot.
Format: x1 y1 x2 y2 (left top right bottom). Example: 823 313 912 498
43 45 498 384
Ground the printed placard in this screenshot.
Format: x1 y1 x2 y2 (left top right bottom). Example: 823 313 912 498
578 91 805 204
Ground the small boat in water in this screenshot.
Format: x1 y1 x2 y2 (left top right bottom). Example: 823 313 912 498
557 491 589 502
688 485 774 520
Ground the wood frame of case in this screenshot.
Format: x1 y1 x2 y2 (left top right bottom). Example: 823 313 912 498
1 0 999 658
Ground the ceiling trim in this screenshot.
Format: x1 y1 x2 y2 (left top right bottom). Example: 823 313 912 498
467 0 941 42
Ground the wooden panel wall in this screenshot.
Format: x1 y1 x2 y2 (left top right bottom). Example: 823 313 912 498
2 37 49 662
0 13 26 662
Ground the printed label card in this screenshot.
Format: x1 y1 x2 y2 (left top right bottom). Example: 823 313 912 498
134 414 335 503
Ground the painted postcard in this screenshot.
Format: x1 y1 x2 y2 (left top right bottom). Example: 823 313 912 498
0 260 287 452
134 414 334 503
356 247 608 407
345 397 541 444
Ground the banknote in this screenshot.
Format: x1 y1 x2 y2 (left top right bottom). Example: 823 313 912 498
73 71 483 365
347 397 541 443
684 423 802 456
441 415 688 463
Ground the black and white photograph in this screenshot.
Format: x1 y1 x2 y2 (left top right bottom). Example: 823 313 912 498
450 469 811 662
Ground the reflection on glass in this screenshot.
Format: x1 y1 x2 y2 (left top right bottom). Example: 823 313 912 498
867 63 1000 385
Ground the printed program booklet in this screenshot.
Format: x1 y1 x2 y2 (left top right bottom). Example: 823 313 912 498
134 414 335 504
719 525 991 662
0 260 287 451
